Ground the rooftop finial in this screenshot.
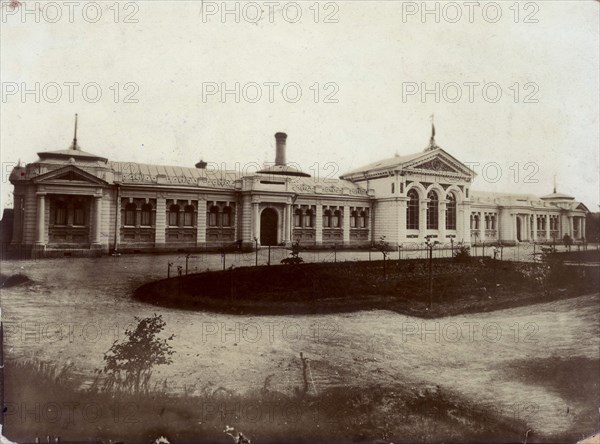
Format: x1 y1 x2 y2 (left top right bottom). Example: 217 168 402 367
70 113 80 150
553 174 557 194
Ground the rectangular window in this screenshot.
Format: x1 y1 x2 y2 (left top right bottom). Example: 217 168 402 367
350 213 357 228
360 213 367 228
294 213 302 228
208 212 218 227
169 211 179 227
222 212 231 227
73 207 85 226
183 211 194 227
55 207 67 225
125 209 136 226
304 213 313 228
141 209 152 226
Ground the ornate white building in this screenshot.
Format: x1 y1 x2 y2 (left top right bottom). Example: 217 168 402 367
8 120 589 257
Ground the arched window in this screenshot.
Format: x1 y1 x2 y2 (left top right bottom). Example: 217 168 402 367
406 189 419 230
304 209 314 228
168 204 180 227
54 200 68 225
141 203 153 226
333 210 342 228
427 191 438 229
323 209 332 228
183 205 195 227
125 203 137 226
294 208 303 228
446 193 457 230
73 200 85 226
360 210 367 228
350 210 358 228
222 206 232 227
208 206 219 227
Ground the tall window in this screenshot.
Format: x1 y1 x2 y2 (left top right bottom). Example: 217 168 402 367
168 204 180 227
359 211 367 228
222 206 232 227
323 209 331 228
183 205 195 227
294 208 303 228
391 183 395 194
55 201 67 225
208 206 219 227
333 210 341 228
406 190 419 230
125 203 137 226
485 215 490 230
427 191 439 230
350 211 358 228
73 201 85 226
304 209 314 228
446 194 456 230
141 203 153 226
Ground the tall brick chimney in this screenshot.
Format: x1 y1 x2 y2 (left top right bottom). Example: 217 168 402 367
275 132 287 166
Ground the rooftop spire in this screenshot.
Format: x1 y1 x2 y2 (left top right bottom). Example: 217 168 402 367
425 114 440 151
69 113 80 151
553 174 557 194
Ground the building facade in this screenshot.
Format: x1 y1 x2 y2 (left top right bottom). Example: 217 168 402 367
8 125 589 257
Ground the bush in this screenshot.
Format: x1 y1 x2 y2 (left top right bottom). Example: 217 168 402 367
281 241 304 265
453 245 471 263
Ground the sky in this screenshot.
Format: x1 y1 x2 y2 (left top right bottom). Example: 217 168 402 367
1 0 599 210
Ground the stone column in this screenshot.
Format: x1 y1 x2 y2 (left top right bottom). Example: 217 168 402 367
315 204 323 246
285 203 292 243
439 201 447 243
253 202 260 240
532 215 538 241
342 205 350 245
196 198 207 245
582 217 586 240
568 215 574 237
478 211 484 243
92 195 102 244
514 214 518 242
419 199 427 239
545 214 550 241
35 193 46 245
398 199 407 244
155 197 166 247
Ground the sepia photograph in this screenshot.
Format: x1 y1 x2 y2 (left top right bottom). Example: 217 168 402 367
1 1 599 443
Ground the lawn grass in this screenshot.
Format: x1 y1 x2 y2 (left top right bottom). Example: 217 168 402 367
3 358 533 444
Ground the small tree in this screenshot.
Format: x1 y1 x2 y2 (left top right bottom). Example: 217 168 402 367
375 236 390 279
281 241 304 264
102 314 175 394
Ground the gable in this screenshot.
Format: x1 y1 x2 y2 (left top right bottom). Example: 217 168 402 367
402 150 474 178
32 165 108 186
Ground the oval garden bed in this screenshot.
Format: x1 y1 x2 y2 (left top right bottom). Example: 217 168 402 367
133 258 599 317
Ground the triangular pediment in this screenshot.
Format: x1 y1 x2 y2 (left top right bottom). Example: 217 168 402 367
33 165 108 185
403 149 474 177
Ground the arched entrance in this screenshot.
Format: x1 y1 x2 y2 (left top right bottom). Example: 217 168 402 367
516 217 522 242
260 208 278 246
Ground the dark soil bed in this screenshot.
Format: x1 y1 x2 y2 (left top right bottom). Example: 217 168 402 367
134 258 599 318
